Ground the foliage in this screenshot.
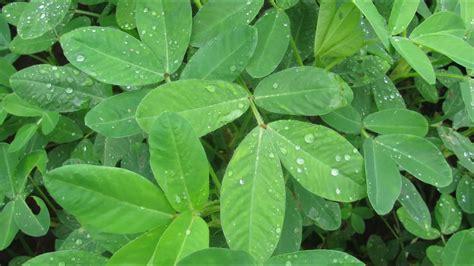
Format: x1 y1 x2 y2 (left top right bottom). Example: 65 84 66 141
0 0 473 265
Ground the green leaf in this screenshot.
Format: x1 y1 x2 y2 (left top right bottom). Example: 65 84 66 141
415 77 439 103
181 25 257 81
460 78 474 122
391 37 436 85
17 0 72 39
275 0 299 10
294 181 341 231
44 165 174 234
273 189 302 255
150 212 209 265
93 135 133 166
366 235 388 265
60 26 164 86
14 150 47 193
410 11 465 39
116 0 136 30
0 58 16 87
8 123 38 153
363 108 428 136
397 207 440 240
47 116 83 144
320 105 362 134
149 112 209 212
85 89 149 138
388 0 420 35
9 32 57 55
268 120 365 202
23 250 108 266
285 0 317 61
108 225 167 265
442 229 474 265
0 201 19 250
426 245 443 265
254 67 353 116
264 250 364 265
398 177 432 229
363 138 401 215
0 143 18 196
10 64 112 112
13 196 50 237
220 127 285 262
0 13 12 50
41 112 60 135
435 194 462 234
246 9 290 78
334 55 391 87
437 126 474 173
135 0 192 74
375 134 452 187
370 76 406 110
460 0 474 31
136 80 249 136
1 2 27 26
177 248 256 266
456 176 474 214
353 0 390 49
314 1 364 61
190 0 263 47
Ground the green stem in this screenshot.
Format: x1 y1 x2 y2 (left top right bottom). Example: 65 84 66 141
27 54 50 64
75 9 100 18
249 97 265 127
392 72 468 83
380 215 404 251
29 175 58 214
19 236 34 256
209 163 222 194
290 36 304 66
194 0 203 9
440 234 447 245
201 140 226 162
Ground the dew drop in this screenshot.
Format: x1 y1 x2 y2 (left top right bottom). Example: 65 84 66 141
76 54 85 62
65 88 73 94
296 158 305 165
331 168 339 176
304 134 314 143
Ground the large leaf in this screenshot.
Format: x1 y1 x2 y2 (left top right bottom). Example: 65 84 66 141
177 248 256 266
10 64 111 112
363 108 428 136
60 27 163 86
435 194 462 234
388 0 420 35
254 67 353 116
375 134 452 187
410 11 465 39
181 25 257 82
353 0 390 49
391 37 436 85
135 0 192 74
364 138 401 215
85 89 149 138
273 189 302 255
136 80 249 136
246 8 290 78
264 250 364 265
23 250 107 265
268 120 365 202
221 127 285 262
17 0 72 39
190 0 263 47
442 229 474 265
149 112 209 212
150 212 209 265
44 165 174 234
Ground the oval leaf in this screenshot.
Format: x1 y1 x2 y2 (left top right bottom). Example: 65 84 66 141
364 108 428 136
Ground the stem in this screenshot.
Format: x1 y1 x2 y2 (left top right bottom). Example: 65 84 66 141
269 0 279 9
164 73 171 83
249 97 265 127
440 234 447 245
29 175 58 214
290 36 304 66
75 9 100 18
27 54 50 64
380 215 405 251
201 140 226 162
392 72 468 83
193 0 203 9
209 163 222 194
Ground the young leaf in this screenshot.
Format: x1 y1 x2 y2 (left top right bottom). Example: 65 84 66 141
41 112 60 135
246 8 290 78
44 165 174 234
353 0 390 49
17 0 72 39
0 202 19 250
435 194 462 234
375 134 452 187
8 123 38 153
85 89 150 138
370 76 406 110
264 250 364 265
190 0 263 47
363 108 429 136
177 248 256 266
181 26 257 81
320 105 362 134
268 120 365 202
456 176 474 214
10 64 111 112
150 212 209 265
388 0 420 35
438 126 474 172
115 0 136 30
23 250 108 265
398 177 432 229
254 67 353 116
391 37 436 85
136 80 249 136
2 94 44 117
410 11 465 39
220 127 285 262
397 207 440 240
333 55 391 87
135 0 192 74
149 112 209 212
60 27 164 86
364 138 402 215
442 229 474 265
415 77 439 103
9 31 57 55
13 196 50 237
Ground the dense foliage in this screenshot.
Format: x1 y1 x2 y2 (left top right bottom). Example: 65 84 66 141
0 0 473 265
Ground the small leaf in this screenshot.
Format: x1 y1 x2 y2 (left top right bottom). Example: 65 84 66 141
415 77 439 103
8 123 38 153
136 80 249 136
273 189 302 255
388 0 420 35
0 58 16 87
254 67 353 116
398 177 432 229
410 11 465 39
320 105 362 134
438 126 474 173
221 127 285 262
334 55 391 87
435 194 462 234
0 201 19 250
370 76 406 110
268 120 365 202
353 0 390 49
116 0 136 30
44 165 174 234
149 112 209 212
442 229 474 265
13 196 50 237
23 250 107 266
264 250 364 265
177 248 256 266
9 32 56 55
2 94 44 117
363 108 428 136
41 112 60 135
460 78 474 122
397 207 440 240
456 176 474 214
375 134 452 187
